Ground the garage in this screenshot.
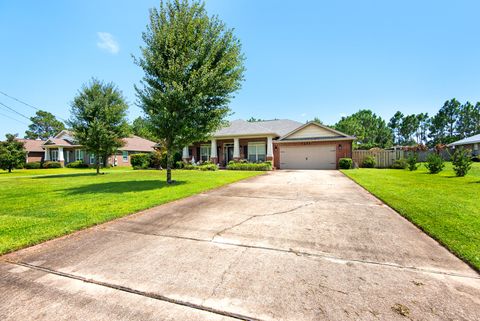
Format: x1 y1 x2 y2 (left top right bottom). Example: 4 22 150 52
279 144 337 169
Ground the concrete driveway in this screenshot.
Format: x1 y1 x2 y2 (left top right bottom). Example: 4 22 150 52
1 170 479 321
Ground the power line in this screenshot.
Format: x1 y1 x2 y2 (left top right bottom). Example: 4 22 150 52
0 90 41 111
0 90 68 123
0 101 31 120
0 111 29 126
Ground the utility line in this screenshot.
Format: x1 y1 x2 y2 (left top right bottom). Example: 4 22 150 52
0 90 41 111
0 111 29 126
0 101 30 120
0 90 68 123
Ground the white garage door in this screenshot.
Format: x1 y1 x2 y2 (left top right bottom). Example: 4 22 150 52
280 145 336 169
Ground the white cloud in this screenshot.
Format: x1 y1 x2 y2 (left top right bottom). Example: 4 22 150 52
96 32 119 54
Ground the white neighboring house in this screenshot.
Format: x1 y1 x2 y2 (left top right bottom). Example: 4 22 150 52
448 134 480 156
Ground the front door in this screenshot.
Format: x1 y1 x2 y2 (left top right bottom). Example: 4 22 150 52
224 144 234 165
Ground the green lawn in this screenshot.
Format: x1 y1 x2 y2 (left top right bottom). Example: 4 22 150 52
342 162 480 271
0 168 262 255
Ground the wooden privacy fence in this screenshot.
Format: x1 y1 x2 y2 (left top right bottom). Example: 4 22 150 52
352 149 404 168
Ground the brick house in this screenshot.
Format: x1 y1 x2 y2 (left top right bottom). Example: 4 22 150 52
22 130 156 167
182 119 354 169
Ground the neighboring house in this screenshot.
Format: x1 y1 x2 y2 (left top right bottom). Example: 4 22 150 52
448 134 480 156
20 130 156 167
182 119 354 169
17 139 45 163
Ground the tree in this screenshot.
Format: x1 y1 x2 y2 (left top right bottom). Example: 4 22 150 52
247 117 265 122
0 134 26 173
429 99 461 145
399 114 419 145
132 116 157 141
334 109 393 149
388 111 404 145
309 117 324 124
69 79 130 174
25 110 65 140
416 113 430 145
134 0 245 184
457 101 480 139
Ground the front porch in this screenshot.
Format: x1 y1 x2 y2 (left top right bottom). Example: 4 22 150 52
43 146 87 167
182 136 274 167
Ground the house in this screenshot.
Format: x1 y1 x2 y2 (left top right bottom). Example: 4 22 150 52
182 119 354 169
448 134 480 156
22 130 157 167
17 139 45 163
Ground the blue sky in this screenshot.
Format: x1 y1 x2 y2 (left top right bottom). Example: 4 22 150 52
1 1 480 138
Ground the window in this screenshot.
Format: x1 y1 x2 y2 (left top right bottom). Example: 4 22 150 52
50 149 58 162
122 151 128 162
248 143 266 163
200 145 211 162
90 153 95 165
75 149 84 161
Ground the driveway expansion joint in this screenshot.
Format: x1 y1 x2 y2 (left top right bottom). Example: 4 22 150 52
5 260 264 321
107 228 480 280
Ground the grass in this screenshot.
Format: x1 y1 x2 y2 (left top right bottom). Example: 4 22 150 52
342 162 480 271
0 168 262 255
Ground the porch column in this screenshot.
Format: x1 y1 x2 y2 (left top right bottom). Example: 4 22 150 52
182 146 190 162
58 147 65 166
210 139 218 164
233 137 240 160
44 147 49 161
266 136 274 161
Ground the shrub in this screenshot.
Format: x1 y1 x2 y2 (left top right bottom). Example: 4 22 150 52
425 153 444 174
406 153 419 171
391 158 407 169
451 147 472 177
362 156 376 168
24 162 41 169
226 162 272 171
42 161 62 168
338 158 353 169
183 163 218 171
130 153 150 169
471 156 480 162
176 160 185 169
66 160 89 168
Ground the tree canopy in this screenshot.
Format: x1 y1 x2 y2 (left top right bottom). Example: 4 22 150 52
131 116 157 141
134 0 245 183
334 109 393 149
69 79 130 174
25 110 65 140
0 134 26 173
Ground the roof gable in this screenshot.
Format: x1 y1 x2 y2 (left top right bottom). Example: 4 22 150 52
278 122 354 141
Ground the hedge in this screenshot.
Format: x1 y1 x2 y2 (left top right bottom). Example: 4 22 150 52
130 153 150 169
42 161 62 168
226 162 272 171
24 162 41 169
66 160 89 168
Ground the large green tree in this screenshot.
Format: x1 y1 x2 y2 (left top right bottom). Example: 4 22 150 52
69 79 130 174
131 116 157 141
388 111 404 145
0 134 26 173
457 101 480 139
134 0 245 183
334 109 393 149
429 98 461 145
25 110 65 140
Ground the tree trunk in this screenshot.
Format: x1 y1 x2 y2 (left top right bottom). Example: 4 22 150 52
96 155 100 175
8 167 12 173
166 150 173 184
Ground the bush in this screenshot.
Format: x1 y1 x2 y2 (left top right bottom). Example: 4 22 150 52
226 162 272 171
130 153 150 169
338 158 353 169
425 153 445 174
471 156 480 162
66 160 89 168
42 161 62 168
362 156 376 168
176 160 185 169
391 158 407 169
451 147 472 177
24 162 41 169
183 163 218 171
406 153 419 171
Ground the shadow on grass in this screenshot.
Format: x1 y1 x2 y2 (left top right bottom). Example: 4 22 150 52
32 172 100 179
61 180 186 194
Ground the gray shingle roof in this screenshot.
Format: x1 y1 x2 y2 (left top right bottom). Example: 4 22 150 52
448 134 480 146
213 119 303 137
